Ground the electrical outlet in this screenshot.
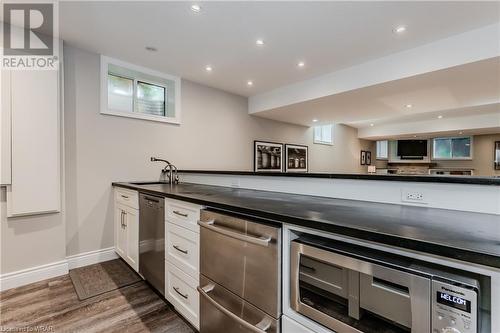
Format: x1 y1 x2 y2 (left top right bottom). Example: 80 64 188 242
401 189 427 204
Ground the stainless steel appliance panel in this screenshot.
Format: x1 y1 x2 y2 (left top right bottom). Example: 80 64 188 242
360 272 413 328
290 240 432 333
139 194 165 296
198 275 279 333
432 280 478 333
299 255 350 299
199 210 281 318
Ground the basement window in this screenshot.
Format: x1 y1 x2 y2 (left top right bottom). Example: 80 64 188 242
313 124 334 145
376 140 388 160
101 55 181 124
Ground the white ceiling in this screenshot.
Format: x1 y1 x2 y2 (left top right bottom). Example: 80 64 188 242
253 57 500 127
59 1 500 97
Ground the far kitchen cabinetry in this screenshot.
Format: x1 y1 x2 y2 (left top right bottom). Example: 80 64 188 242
114 188 139 271
164 198 202 330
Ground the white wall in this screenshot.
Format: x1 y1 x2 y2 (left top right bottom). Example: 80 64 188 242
0 188 66 274
63 44 371 257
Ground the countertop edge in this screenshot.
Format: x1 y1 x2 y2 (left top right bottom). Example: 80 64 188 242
112 182 500 269
177 170 500 186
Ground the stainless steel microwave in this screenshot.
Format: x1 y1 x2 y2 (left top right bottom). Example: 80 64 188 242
290 236 481 333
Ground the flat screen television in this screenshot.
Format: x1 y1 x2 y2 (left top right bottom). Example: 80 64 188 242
397 140 427 159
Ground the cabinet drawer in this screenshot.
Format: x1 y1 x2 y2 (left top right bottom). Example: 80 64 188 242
166 223 199 280
165 199 201 233
115 188 138 209
199 210 281 318
165 261 199 329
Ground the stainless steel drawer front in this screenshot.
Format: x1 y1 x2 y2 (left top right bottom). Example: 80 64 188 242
199 275 279 333
290 241 432 333
199 210 281 318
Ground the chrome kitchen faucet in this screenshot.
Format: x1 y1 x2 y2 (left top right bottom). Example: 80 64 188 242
150 157 179 184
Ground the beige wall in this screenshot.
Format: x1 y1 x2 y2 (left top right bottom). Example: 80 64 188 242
63 45 370 257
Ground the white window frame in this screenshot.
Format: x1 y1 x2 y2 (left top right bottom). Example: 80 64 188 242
432 136 473 160
313 124 334 145
376 140 388 160
100 55 181 124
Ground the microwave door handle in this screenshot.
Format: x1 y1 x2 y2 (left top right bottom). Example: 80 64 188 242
371 277 410 298
198 284 272 333
197 220 271 247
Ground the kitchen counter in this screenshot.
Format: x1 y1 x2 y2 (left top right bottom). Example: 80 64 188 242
113 182 500 268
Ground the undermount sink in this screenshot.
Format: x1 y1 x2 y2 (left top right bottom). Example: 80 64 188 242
129 181 170 185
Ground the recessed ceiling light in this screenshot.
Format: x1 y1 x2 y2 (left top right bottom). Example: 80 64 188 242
312 119 318 123
370 123 374 127
205 65 213 72
405 104 412 108
256 39 265 46
190 4 201 12
394 25 407 34
247 80 253 86
437 115 443 119
145 46 157 52
297 61 305 68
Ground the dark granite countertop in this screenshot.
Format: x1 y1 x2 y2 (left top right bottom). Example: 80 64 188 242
113 182 500 268
177 170 500 186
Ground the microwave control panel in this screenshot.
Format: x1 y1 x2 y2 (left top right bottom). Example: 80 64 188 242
432 280 478 333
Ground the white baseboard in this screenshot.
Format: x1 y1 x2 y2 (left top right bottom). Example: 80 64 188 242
0 260 69 292
66 247 118 270
0 247 119 292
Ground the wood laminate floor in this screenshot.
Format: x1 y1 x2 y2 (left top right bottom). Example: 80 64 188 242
0 274 195 333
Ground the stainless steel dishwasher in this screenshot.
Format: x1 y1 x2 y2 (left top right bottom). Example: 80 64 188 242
139 193 165 296
198 209 281 333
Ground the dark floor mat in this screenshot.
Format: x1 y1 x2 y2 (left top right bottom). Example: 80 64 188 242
69 259 142 300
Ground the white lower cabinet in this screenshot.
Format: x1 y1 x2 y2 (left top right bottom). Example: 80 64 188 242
114 189 139 272
165 223 199 279
165 261 199 329
282 315 317 333
164 198 202 330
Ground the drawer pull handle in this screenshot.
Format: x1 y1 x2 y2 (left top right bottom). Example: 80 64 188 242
144 196 160 203
173 286 188 299
198 220 271 247
173 210 188 217
300 264 316 273
121 195 129 199
173 245 188 254
372 277 410 297
198 284 272 332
